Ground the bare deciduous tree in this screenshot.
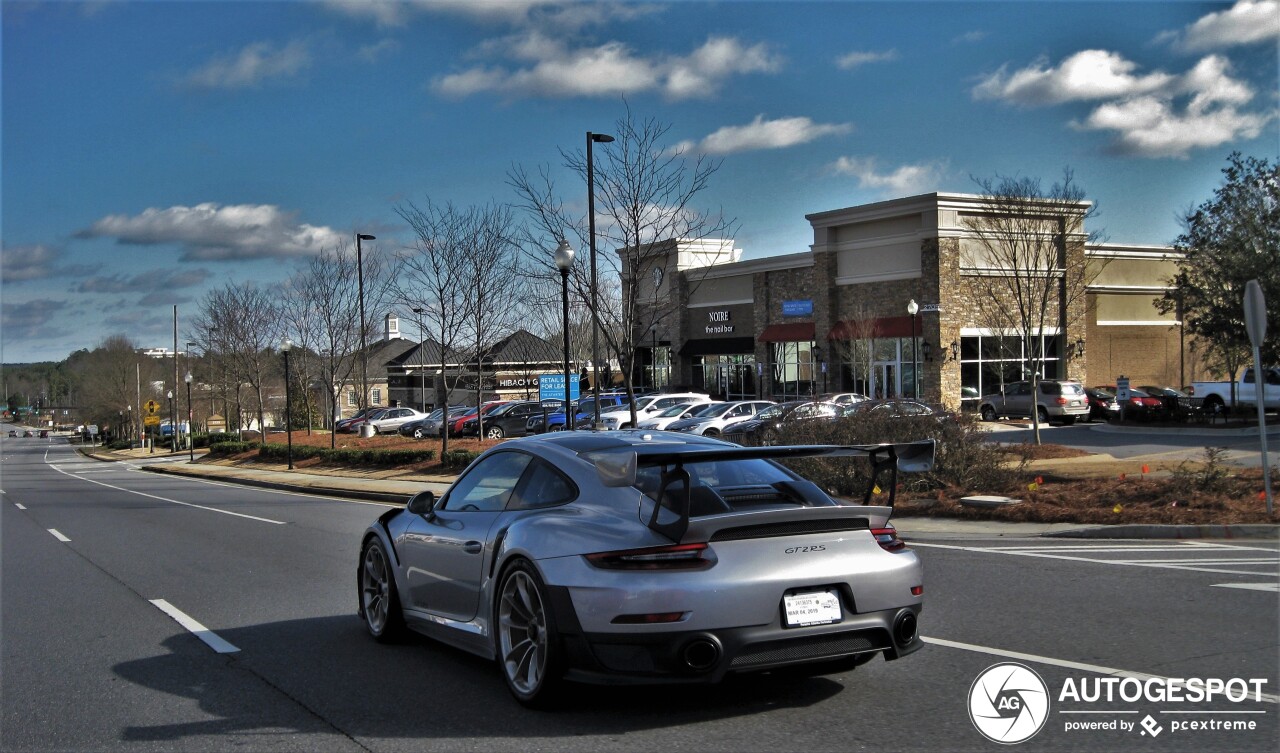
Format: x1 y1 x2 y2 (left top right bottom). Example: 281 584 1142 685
510 106 735 426
192 282 282 439
961 169 1103 444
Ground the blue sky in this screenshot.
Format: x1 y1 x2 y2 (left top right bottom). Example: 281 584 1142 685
2 0 1277 363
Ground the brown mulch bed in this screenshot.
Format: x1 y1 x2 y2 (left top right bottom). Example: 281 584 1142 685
223 432 1277 525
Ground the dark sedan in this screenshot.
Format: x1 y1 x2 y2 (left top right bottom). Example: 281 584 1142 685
843 399 951 422
1083 388 1121 422
461 400 562 440
720 400 841 446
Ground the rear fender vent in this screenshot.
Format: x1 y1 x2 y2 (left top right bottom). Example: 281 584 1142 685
709 518 870 542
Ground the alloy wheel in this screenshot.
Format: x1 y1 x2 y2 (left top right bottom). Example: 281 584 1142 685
361 544 391 634
498 570 548 696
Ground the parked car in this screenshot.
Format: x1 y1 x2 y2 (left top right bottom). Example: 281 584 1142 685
634 402 713 430
666 400 777 436
462 400 562 440
338 408 390 434
399 407 469 439
357 431 933 706
39 429 49 438
720 400 842 445
597 393 713 430
365 407 430 434
1083 388 1121 422
819 392 870 407
23 430 34 437
336 408 379 433
526 394 626 433
447 401 509 437
1116 387 1166 421
1193 366 1280 414
843 399 951 423
978 380 1089 425
8 430 17 437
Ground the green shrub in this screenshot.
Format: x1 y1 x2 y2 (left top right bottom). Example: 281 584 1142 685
208 441 259 456
442 448 481 470
106 439 132 450
255 443 435 467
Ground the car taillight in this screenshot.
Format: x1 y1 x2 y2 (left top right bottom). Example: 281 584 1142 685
585 543 712 570
871 527 907 552
1055 397 1068 405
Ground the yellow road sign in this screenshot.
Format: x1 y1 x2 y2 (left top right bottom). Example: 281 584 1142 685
145 400 161 415
144 415 161 426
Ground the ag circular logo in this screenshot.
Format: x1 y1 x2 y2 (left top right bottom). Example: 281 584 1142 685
968 662 1051 744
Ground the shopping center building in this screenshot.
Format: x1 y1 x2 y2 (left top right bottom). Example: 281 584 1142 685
627 192 1194 410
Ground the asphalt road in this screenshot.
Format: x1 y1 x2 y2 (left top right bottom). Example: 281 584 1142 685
3 431 1277 752
987 420 1280 467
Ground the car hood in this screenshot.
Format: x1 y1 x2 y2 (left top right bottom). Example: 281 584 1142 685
665 418 704 430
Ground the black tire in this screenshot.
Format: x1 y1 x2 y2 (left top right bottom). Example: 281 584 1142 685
1036 407 1049 424
980 405 997 422
494 559 565 708
1203 395 1225 416
702 428 720 437
548 424 564 432
485 425 505 440
359 538 405 643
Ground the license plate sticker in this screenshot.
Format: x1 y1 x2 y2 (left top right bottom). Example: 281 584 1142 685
783 590 842 627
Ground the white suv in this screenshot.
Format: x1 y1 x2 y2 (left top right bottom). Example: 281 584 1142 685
598 393 712 429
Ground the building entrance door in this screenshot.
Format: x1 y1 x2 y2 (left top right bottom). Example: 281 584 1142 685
872 362 899 399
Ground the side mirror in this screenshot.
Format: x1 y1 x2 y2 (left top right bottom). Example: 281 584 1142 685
407 490 436 517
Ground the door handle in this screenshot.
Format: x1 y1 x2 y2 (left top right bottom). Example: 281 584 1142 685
463 541 483 554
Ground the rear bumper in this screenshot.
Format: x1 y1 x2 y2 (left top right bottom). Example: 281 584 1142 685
547 585 921 685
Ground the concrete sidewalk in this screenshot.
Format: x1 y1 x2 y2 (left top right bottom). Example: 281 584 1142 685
81 447 1277 540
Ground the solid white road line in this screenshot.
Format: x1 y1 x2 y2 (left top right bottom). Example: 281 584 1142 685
48 529 71 542
43 451 286 525
922 636 1280 704
14 503 26 510
149 599 240 654
1212 583 1280 593
912 541 1280 577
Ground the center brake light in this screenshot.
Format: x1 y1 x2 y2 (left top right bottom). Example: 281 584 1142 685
871 526 907 552
585 542 713 571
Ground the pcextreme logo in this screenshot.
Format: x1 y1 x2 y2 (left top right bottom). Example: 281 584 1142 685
968 663 1051 744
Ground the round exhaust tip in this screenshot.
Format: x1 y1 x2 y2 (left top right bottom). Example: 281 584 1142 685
681 636 722 672
893 611 918 646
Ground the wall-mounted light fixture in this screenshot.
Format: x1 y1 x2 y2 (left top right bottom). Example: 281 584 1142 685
921 340 933 362
946 340 960 362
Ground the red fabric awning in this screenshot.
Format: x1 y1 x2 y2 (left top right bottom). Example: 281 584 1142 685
757 322 816 342
828 314 921 340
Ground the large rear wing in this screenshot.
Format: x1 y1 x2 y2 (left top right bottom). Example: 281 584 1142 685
586 440 935 541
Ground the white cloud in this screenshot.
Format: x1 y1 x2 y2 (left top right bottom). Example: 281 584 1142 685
322 0 410 27
77 203 346 261
1163 1 1280 52
973 50 1174 105
182 40 312 90
675 115 851 155
952 30 988 45
358 39 400 63
1075 96 1272 159
830 157 946 194
433 34 780 100
836 49 898 70
1 244 61 282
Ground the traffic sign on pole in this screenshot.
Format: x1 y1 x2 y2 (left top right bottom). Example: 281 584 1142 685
1243 279 1272 515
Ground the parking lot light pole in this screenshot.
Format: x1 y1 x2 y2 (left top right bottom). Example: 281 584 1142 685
184 372 194 462
412 307 429 412
356 233 376 411
587 131 614 429
907 299 919 400
282 338 294 470
554 240 575 431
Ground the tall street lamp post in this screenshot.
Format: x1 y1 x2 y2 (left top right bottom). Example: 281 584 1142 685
282 338 294 471
356 232 376 412
907 299 919 400
587 131 614 429
167 390 175 452
184 372 194 463
554 240 576 432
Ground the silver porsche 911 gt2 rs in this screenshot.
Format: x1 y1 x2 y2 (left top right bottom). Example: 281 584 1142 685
358 430 933 706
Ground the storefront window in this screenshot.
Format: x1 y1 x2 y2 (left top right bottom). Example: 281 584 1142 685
770 341 817 400
694 355 757 400
834 337 916 399
644 346 670 391
960 332 1062 398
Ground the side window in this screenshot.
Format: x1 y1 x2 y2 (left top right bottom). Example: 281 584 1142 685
441 452 533 512
512 460 577 510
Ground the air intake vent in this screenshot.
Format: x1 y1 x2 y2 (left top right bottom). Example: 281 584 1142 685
709 518 869 542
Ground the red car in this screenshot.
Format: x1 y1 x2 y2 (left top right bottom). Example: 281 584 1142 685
1095 385 1165 421
446 401 508 437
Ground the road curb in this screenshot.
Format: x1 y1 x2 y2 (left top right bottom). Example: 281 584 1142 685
1044 524 1280 539
1088 422 1280 437
140 464 410 505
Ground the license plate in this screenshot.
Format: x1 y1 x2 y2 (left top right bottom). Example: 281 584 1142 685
783 590 842 627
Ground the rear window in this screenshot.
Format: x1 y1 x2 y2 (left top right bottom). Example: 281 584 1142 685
632 458 832 518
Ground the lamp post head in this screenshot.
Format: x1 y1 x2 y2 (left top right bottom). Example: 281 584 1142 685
554 239 575 272
357 233 376 241
281 337 293 353
412 307 425 315
184 372 192 384
590 133 615 143
907 299 919 316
